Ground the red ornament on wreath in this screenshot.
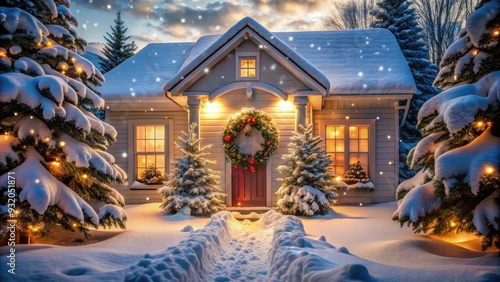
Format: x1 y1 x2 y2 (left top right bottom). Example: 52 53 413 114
265 140 272 146
249 157 256 165
249 165 256 172
224 134 233 143
263 152 268 157
247 117 256 125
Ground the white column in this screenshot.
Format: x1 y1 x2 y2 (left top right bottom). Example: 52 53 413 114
294 96 309 130
187 97 201 136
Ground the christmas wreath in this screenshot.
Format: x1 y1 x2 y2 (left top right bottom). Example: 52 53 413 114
223 108 279 172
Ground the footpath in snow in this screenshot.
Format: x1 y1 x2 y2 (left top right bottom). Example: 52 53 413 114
125 211 372 282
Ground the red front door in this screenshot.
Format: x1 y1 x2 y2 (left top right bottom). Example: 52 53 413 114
232 166 266 207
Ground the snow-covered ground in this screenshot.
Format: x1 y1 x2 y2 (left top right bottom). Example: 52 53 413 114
1 202 499 281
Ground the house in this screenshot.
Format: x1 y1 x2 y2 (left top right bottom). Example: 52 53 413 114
99 17 416 206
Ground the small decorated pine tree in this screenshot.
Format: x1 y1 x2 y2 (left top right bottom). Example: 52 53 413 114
160 123 226 215
140 163 165 185
276 124 338 216
343 161 370 184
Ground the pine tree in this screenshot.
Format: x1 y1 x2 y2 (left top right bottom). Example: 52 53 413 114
371 0 440 182
393 0 500 250
343 161 370 184
140 163 165 185
276 124 338 216
0 1 127 236
160 123 226 215
99 11 137 73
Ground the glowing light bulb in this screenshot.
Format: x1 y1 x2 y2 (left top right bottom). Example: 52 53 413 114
486 166 494 174
477 121 484 127
82 174 88 179
14 112 18 116
359 203 363 206
345 116 350 120
14 210 19 215
146 197 150 201
450 221 457 227
76 67 82 74
472 49 478 56
47 41 52 47
237 202 241 207
494 30 500 36
343 192 347 195
72 223 77 227
52 161 60 166
335 176 342 182
59 141 66 147
35 179 40 184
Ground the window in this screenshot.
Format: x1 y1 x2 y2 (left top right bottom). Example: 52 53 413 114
135 125 165 181
236 52 259 80
240 57 256 78
324 123 372 176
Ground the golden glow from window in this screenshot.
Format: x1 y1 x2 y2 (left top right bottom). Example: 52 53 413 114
326 125 370 176
240 57 256 78
136 125 165 180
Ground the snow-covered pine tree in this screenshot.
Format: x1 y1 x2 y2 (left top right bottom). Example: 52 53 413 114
140 163 165 185
343 161 370 184
393 0 500 250
0 1 127 236
276 124 338 216
371 0 440 182
160 123 226 215
99 10 137 73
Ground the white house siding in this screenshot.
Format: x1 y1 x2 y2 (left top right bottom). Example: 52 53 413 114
199 89 295 207
105 109 188 204
314 98 400 204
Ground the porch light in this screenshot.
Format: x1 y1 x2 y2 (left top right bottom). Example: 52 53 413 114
205 100 220 114
278 100 293 111
486 166 494 174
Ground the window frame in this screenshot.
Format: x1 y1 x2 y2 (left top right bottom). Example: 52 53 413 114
319 119 376 180
127 119 174 189
236 52 260 81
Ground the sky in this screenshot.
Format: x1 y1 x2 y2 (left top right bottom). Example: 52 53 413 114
72 0 331 50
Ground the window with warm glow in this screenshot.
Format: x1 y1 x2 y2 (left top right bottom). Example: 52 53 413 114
326 125 370 176
135 125 165 180
240 57 256 78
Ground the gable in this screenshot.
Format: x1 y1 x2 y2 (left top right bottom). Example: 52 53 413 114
186 40 312 94
164 17 329 97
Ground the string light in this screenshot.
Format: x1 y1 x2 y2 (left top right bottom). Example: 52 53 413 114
72 223 77 227
450 221 457 228
82 174 88 179
76 67 83 74
494 30 500 37
59 141 66 147
44 137 50 142
472 49 479 56
335 176 342 182
237 202 242 207
486 166 494 174
477 121 484 127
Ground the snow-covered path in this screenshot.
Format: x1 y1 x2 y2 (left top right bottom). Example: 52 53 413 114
207 219 271 281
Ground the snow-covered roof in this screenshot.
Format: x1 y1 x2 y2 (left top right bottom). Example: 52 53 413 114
100 18 416 99
99 42 193 99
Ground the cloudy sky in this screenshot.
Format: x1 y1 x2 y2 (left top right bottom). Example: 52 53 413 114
72 0 330 50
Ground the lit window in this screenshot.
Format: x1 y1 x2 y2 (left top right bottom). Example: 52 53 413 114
240 57 256 78
135 125 165 180
326 125 370 175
